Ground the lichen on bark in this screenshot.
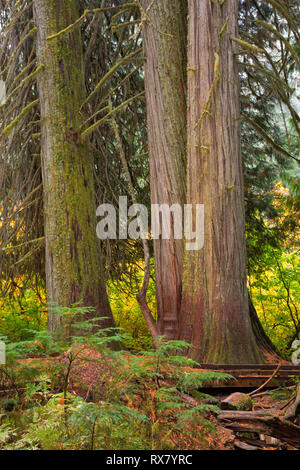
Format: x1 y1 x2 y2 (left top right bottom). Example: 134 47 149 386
34 0 115 335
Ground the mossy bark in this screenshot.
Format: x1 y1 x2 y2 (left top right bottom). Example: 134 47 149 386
178 0 263 363
34 0 115 335
141 0 187 338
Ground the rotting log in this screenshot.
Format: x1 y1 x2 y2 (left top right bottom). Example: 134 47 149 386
285 383 300 421
218 411 300 448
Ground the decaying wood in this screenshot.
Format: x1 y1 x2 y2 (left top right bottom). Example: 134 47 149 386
219 410 277 417
179 393 199 407
236 436 283 450
234 439 260 451
0 387 26 394
284 383 300 421
280 393 296 411
251 385 296 399
218 411 300 448
249 362 282 396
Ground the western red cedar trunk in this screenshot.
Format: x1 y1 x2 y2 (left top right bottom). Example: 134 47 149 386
141 0 187 338
34 0 115 335
178 0 263 363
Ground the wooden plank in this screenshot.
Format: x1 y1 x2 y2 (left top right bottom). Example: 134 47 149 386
200 364 300 371
215 370 300 378
211 370 300 377
204 378 288 388
202 375 297 388
196 363 300 388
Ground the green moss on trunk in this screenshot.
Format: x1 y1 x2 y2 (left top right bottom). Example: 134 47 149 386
34 0 115 335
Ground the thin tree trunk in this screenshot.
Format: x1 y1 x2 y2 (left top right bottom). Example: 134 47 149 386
178 0 263 363
141 0 187 338
110 111 159 346
34 0 115 335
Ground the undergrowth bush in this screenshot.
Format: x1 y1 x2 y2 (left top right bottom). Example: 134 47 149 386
0 288 46 342
250 249 299 358
109 260 156 351
0 305 232 450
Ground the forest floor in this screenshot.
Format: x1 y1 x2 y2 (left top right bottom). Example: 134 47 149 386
55 348 300 450
3 346 298 450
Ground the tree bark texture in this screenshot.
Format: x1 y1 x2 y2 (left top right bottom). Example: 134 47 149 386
178 0 263 363
34 0 115 334
141 0 187 338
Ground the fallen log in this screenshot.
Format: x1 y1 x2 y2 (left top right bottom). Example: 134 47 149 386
251 385 296 399
238 436 284 450
280 393 296 411
218 411 300 448
218 410 277 417
284 383 300 421
234 439 260 451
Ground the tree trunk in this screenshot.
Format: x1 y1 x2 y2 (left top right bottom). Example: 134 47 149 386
141 0 279 363
141 0 187 338
249 295 281 358
177 0 263 363
34 0 115 335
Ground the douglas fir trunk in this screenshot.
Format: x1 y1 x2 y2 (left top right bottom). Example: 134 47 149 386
178 0 263 363
34 0 115 334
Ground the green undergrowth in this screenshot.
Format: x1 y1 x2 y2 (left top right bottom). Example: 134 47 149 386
0 305 232 450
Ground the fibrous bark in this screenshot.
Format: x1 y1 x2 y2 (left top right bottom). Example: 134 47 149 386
178 0 263 363
141 0 187 338
141 0 280 364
